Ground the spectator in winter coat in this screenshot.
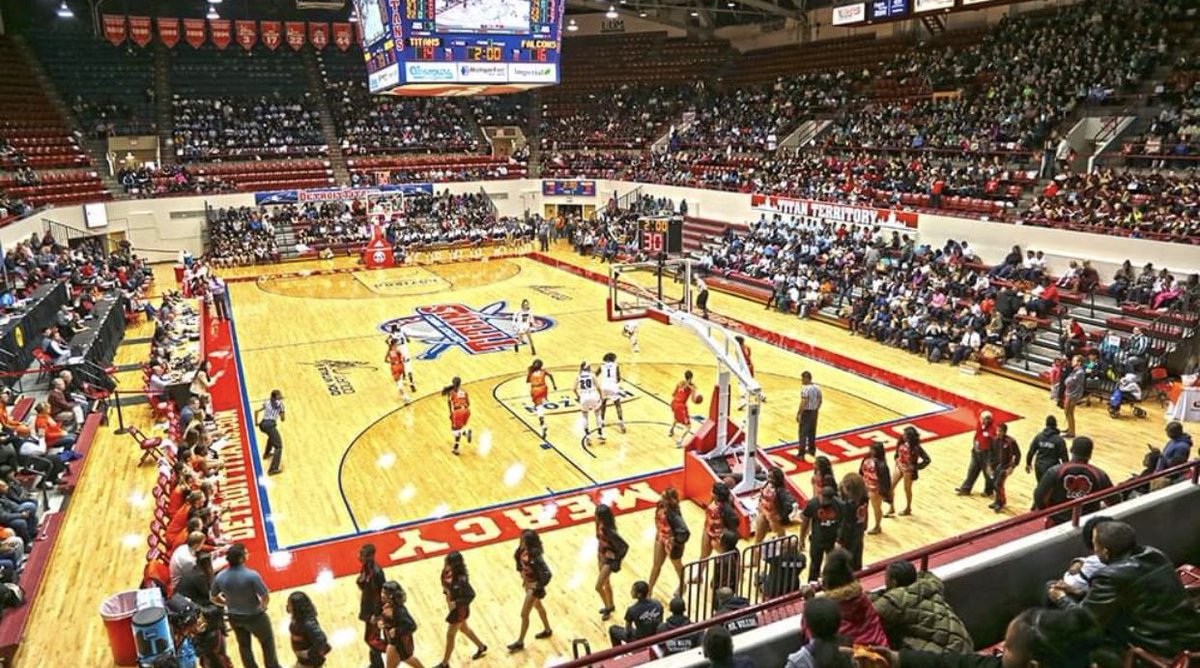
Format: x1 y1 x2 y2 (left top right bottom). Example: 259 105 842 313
802 548 890 648
1025 415 1068 482
785 597 851 668
870 561 972 653
1156 421 1193 472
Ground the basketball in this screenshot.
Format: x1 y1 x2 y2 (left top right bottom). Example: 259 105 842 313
693 393 704 404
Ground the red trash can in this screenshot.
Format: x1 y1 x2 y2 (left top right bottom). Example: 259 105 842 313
99 590 140 666
173 264 185 286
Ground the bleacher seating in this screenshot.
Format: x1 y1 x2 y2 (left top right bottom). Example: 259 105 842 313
346 154 525 185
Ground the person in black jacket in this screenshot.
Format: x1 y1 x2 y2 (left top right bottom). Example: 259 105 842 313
801 485 844 582
595 503 628 621
1032 437 1113 525
838 473 869 572
867 607 1091 668
434 551 486 668
656 597 698 657
380 581 423 667
287 592 330 667
609 580 663 647
1024 416 1067 484
356 543 386 668
1050 521 1200 667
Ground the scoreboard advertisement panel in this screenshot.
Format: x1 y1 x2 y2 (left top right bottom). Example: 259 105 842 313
356 0 565 96
541 180 596 197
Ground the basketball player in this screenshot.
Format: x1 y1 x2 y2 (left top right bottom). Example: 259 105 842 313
575 361 603 442
512 299 536 355
735 335 764 407
668 370 698 448
598 352 626 434
526 359 557 439
621 321 640 353
694 275 710 318
442 377 472 455
386 324 416 392
386 341 412 405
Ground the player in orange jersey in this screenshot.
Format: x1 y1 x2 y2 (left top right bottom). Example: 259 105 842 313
442 377 472 455
526 359 557 439
386 341 413 405
668 370 698 448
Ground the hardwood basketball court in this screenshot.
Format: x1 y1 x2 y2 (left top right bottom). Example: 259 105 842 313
20 245 1163 668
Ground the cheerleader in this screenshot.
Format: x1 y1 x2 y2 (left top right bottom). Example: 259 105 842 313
668 370 699 447
526 359 557 439
379 581 424 668
598 352 626 434
433 552 487 668
594 503 628 621
507 530 553 653
889 426 931 516
441 377 472 455
512 299 536 355
575 362 603 442
690 481 740 585
385 341 412 405
753 467 789 549
859 442 892 535
647 487 689 598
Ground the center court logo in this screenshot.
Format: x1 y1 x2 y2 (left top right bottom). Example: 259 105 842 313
379 301 554 360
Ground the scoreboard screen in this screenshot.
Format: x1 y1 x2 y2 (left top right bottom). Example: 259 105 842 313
637 216 683 256
356 0 565 97
542 179 595 196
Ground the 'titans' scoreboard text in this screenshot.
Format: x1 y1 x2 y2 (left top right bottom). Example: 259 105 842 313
356 0 566 96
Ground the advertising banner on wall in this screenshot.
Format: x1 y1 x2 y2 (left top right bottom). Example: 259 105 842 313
253 183 435 206
914 0 954 12
750 194 918 229
831 2 867 25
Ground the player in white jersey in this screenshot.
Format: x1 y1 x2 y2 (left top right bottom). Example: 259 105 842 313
512 298 537 355
621 321 640 353
385 324 416 392
598 352 626 434
575 361 603 442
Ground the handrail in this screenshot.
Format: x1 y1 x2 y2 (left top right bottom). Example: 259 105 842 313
556 458 1200 667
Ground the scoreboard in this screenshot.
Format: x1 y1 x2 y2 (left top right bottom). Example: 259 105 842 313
637 216 683 256
356 0 565 96
541 179 595 196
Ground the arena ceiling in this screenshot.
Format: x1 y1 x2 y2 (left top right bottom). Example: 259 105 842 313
11 0 817 33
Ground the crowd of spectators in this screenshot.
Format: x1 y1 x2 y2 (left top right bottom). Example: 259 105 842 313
173 95 326 162
72 93 156 139
327 80 479 156
542 151 637 179
0 191 30 222
117 165 235 199
205 207 280 266
348 152 526 186
1022 168 1200 239
539 84 701 151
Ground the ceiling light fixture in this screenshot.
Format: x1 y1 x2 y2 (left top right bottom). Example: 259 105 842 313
566 18 578 31
206 6 219 19
605 5 618 18
55 1 74 18
689 9 699 16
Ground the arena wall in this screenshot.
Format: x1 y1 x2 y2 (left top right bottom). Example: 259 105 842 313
6 178 1196 281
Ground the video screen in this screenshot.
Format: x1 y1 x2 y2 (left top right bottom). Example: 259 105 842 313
355 0 388 45
434 0 532 35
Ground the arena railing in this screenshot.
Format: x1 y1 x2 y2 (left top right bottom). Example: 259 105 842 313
555 458 1200 668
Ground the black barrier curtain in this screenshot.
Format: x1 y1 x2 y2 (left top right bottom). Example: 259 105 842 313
67 293 127 389
0 282 70 387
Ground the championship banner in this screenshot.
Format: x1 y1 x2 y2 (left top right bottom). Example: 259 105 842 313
209 19 232 49
158 17 180 48
102 14 126 46
285 22 306 51
749 194 918 230
308 22 330 50
183 18 207 48
332 22 353 51
235 20 257 50
129 16 152 47
260 21 282 50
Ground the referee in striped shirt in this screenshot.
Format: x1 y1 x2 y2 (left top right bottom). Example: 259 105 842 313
255 389 286 475
796 371 822 461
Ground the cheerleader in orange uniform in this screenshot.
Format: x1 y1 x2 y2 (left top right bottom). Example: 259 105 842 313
668 370 698 448
754 466 789 546
526 359 557 440
647 487 690 598
690 482 740 584
386 341 413 405
442 377 472 455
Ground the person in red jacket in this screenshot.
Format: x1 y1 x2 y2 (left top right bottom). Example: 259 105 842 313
802 548 890 648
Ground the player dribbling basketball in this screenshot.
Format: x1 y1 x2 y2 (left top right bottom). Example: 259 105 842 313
668 370 699 448
387 324 416 392
442 377 472 455
575 361 603 442
512 299 536 355
598 352 625 434
386 340 413 405
526 359 557 439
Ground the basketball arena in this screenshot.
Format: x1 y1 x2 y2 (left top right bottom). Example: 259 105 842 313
0 0 1197 667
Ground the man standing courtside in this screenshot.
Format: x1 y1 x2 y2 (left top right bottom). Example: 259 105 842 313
797 371 822 461
357 543 386 668
255 389 285 475
211 543 280 668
